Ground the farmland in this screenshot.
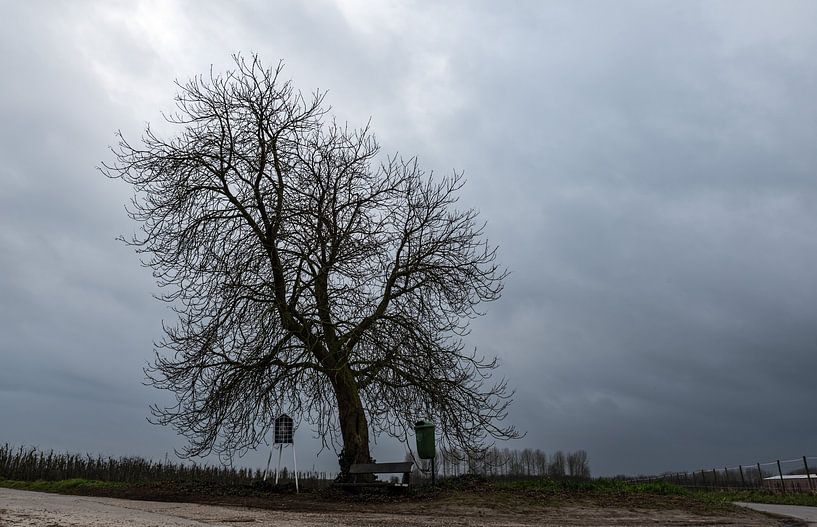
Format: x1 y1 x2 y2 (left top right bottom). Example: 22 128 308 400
0 444 811 525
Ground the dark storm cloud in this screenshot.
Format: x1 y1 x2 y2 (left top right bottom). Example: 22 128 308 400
2 0 817 475
0 1 170 454
440 2 817 474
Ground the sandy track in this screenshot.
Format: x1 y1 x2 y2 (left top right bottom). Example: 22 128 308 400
0 487 798 526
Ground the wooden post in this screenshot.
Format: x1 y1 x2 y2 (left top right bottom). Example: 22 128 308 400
263 448 273 481
777 460 786 494
804 457 813 492
293 444 299 493
724 467 729 488
757 463 763 489
274 444 283 485
739 465 745 487
712 468 718 488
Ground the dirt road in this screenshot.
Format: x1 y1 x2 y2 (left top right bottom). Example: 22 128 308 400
0 487 800 526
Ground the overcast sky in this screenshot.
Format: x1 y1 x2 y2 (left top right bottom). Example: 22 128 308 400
2 0 817 477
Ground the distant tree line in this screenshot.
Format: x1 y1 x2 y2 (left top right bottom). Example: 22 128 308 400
412 448 590 479
1 443 590 486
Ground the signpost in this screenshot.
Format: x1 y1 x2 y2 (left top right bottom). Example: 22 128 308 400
263 414 298 492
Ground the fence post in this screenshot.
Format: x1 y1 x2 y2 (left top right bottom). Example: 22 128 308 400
712 468 718 488
757 463 763 489
739 465 745 487
804 457 813 492
701 469 707 488
777 460 786 494
691 470 697 487
724 467 729 488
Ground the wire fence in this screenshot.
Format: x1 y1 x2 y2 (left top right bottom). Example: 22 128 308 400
628 455 817 493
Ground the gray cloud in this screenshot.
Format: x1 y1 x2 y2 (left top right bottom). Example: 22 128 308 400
2 0 817 475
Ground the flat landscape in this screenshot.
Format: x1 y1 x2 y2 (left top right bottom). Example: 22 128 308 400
0 483 805 526
4 5 817 527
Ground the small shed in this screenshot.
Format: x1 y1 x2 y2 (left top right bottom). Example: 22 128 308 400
763 474 817 491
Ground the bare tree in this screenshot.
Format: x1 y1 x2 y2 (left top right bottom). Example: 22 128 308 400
566 449 590 478
534 449 547 476
102 55 517 476
549 450 566 478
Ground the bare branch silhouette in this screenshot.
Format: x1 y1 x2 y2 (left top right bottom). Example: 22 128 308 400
102 54 517 476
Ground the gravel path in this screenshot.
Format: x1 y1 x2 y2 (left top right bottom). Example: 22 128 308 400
736 502 817 526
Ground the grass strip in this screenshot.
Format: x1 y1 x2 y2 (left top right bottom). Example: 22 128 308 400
693 489 817 507
0 478 126 492
494 478 686 495
494 477 817 507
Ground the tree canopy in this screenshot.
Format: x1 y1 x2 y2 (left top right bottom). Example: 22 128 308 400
103 55 518 473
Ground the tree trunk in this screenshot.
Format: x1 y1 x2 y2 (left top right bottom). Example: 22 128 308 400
331 368 372 479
